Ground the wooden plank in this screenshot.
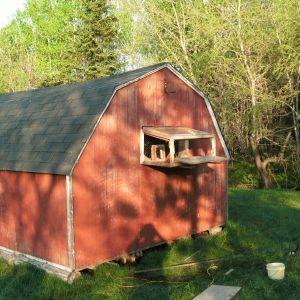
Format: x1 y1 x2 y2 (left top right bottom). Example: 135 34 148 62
0 245 74 282
143 126 214 140
143 156 227 167
140 129 144 164
169 138 175 163
211 137 216 156
142 161 181 168
178 156 227 165
135 255 243 274
193 285 241 300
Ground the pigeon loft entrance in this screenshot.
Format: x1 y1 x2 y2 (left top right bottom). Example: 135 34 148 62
141 126 227 168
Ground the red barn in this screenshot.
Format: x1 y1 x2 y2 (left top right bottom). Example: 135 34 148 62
0 63 229 281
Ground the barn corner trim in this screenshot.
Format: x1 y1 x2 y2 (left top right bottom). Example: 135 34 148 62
66 175 75 270
70 63 230 175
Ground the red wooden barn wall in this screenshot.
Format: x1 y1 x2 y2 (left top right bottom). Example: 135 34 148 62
0 171 69 266
72 68 227 269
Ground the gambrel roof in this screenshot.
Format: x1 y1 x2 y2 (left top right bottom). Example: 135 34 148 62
0 63 229 175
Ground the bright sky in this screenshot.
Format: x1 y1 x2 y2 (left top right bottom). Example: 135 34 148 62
0 0 26 28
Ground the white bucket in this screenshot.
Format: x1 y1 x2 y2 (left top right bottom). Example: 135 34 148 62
266 262 285 280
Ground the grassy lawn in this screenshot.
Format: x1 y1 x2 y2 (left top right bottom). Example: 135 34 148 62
0 188 299 300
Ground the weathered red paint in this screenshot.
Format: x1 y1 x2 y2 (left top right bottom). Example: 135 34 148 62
0 171 69 266
72 69 227 269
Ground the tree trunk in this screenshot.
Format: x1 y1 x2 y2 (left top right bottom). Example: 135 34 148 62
259 164 273 188
236 0 273 188
250 136 273 188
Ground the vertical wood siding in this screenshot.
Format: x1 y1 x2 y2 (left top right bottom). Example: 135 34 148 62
0 171 69 266
72 69 227 269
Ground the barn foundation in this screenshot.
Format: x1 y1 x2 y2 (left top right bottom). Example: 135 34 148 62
0 246 75 282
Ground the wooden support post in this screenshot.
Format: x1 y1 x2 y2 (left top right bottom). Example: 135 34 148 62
169 138 175 164
184 140 189 150
178 140 190 158
211 137 216 156
140 129 144 164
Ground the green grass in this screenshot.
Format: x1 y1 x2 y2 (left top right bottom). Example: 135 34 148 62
0 189 300 300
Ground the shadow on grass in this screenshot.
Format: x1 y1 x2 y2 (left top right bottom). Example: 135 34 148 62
130 189 300 299
214 189 300 299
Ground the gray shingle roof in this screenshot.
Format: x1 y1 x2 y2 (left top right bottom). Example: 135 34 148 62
0 63 167 175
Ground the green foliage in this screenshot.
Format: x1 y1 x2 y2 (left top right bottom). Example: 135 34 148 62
113 0 141 69
0 0 77 90
119 0 300 188
269 157 300 190
0 0 122 91
26 0 78 86
0 189 299 299
73 0 123 80
0 0 298 188
0 17 36 92
228 160 259 188
229 158 300 190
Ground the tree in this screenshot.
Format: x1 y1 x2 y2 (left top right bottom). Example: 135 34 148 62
0 0 123 90
25 0 79 86
113 0 141 70
205 0 300 188
73 0 122 80
0 0 78 90
119 0 300 188
0 16 37 92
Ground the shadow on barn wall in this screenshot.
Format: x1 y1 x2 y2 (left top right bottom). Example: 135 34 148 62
71 68 226 269
0 171 68 266
0 66 226 300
